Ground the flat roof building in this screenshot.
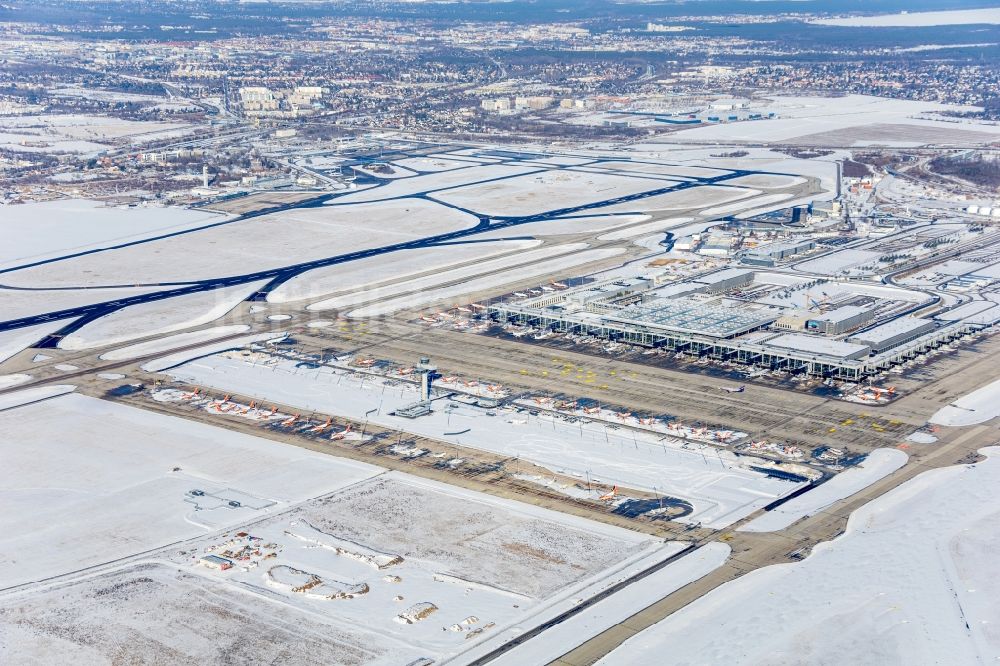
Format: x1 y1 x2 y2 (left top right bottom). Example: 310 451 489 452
764 333 871 360
847 317 936 353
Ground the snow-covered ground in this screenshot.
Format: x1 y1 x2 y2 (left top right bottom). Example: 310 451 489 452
589 185 759 215
599 447 1000 666
307 243 588 311
346 248 625 317
327 163 538 204
930 378 1000 426
0 384 75 412
661 95 999 146
814 8 1000 27
2 198 476 288
0 285 169 322
0 321 68 364
140 332 287 372
0 199 231 269
267 240 541 304
475 542 732 666
99 324 251 361
597 216 693 241
163 353 805 527
739 449 908 532
429 170 672 217
59 282 264 350
0 392 383 587
0 114 194 155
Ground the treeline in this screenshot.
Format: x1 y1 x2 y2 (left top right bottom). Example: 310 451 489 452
930 153 1000 190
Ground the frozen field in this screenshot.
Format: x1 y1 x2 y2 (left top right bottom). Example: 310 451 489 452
164 353 805 527
429 170 671 217
599 447 1000 666
2 198 476 288
0 563 415 666
59 282 264 350
267 239 541 304
0 199 230 269
0 393 382 587
739 448 908 532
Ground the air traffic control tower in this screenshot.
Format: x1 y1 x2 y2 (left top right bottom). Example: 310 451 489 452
417 357 437 401
396 358 439 418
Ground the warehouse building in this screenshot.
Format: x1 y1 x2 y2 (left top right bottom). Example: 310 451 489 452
847 317 937 353
806 305 874 335
691 268 754 294
740 239 816 267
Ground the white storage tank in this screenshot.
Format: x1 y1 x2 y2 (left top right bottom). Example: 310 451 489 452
978 206 993 216
967 205 980 214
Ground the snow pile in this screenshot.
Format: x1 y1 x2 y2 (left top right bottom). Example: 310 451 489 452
284 520 404 569
266 565 369 599
394 602 439 624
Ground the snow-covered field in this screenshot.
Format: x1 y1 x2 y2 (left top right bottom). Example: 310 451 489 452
0 114 194 155
0 285 168 322
477 542 732 666
739 448 908 532
814 8 1000 27
0 563 414 665
345 248 625 317
268 239 541 304
2 198 475 288
930 378 1000 426
589 185 759 215
0 199 230 269
99 324 251 361
0 320 68 364
0 392 383 587
163 353 805 527
662 95 1000 146
327 164 538 204
0 467 667 664
599 447 1000 666
307 243 588 311
59 282 264 350
429 170 672 217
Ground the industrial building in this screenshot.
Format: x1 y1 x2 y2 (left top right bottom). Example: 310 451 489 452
691 268 754 294
805 305 874 335
847 317 937 353
741 239 816 267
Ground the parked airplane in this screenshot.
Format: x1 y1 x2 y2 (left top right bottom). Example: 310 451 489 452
719 384 746 393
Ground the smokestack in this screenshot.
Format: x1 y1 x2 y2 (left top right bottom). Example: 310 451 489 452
202 165 209 188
